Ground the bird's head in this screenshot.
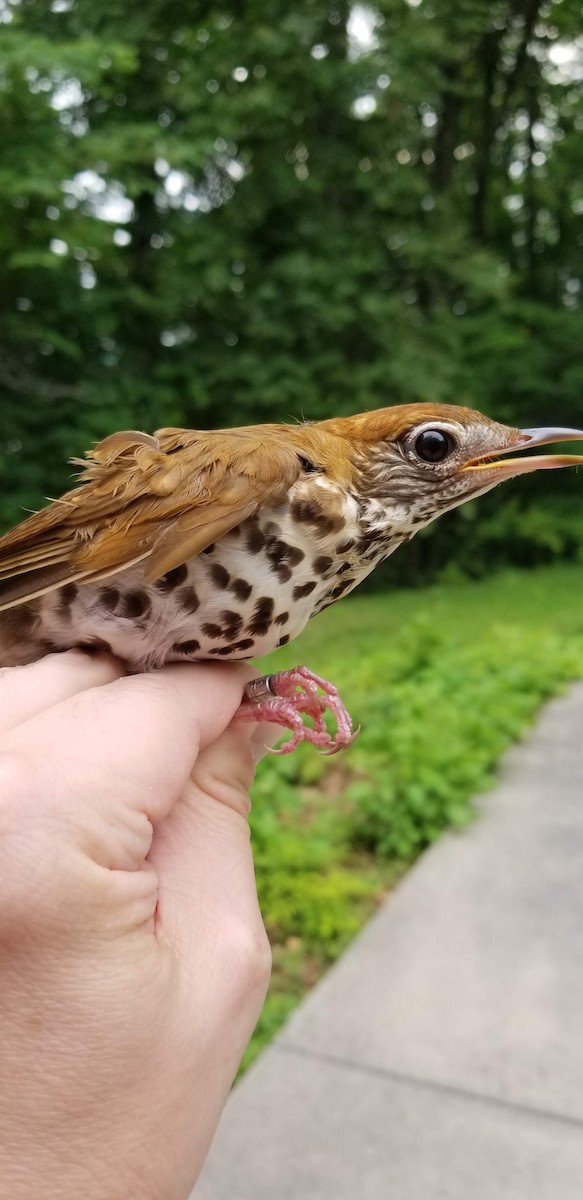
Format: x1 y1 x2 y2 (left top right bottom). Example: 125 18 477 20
317 403 583 542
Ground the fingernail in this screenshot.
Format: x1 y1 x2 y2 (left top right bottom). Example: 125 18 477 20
249 723 282 764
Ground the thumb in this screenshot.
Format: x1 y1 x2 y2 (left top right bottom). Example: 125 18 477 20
148 724 274 983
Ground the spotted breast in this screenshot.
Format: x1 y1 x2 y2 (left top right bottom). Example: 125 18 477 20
8 472 402 670
3 404 581 680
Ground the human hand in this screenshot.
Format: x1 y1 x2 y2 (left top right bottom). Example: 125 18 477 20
0 651 273 1199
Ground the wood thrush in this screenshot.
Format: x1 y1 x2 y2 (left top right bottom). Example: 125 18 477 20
1 403 582 751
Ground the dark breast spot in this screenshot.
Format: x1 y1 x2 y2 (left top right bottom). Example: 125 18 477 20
201 623 224 639
286 546 305 567
179 585 200 614
60 583 78 605
97 584 151 623
274 611 289 626
246 520 265 555
220 608 242 625
155 564 188 591
78 636 113 655
120 589 152 620
291 499 342 534
230 577 253 603
328 578 356 601
58 582 78 620
265 537 299 583
278 634 291 646
292 581 317 600
229 638 255 653
209 563 230 589
336 538 355 554
208 635 255 655
172 639 200 656
312 555 333 576
291 499 315 522
246 596 275 637
219 610 244 640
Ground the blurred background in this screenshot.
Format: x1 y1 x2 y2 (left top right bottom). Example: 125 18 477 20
1 0 583 1062
1 0 582 573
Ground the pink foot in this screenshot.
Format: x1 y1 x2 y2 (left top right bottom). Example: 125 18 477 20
238 666 359 755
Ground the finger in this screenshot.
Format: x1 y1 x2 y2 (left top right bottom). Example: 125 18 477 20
150 725 270 965
151 728 272 1133
148 720 279 951
0 650 124 737
1 662 253 831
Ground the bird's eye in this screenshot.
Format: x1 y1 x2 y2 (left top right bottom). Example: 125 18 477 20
414 428 456 463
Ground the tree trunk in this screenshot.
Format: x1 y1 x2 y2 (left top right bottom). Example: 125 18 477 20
501 0 541 111
433 63 462 192
472 29 505 241
524 72 539 292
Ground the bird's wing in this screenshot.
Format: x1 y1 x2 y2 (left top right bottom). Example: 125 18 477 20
0 427 303 610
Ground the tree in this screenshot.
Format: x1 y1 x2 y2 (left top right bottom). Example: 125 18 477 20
0 0 581 575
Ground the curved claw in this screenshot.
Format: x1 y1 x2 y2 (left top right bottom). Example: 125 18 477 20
239 665 359 754
319 724 362 756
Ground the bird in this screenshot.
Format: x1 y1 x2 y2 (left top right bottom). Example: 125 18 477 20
0 403 582 751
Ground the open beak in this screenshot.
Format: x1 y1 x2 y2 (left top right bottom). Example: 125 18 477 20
462 426 583 479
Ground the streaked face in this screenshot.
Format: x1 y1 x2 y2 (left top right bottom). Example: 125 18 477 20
356 415 583 538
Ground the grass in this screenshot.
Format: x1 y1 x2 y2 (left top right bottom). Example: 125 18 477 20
242 564 583 1070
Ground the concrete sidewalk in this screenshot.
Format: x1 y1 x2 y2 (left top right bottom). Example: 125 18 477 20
195 684 583 1199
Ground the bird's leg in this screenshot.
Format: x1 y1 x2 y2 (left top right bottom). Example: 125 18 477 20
238 666 359 755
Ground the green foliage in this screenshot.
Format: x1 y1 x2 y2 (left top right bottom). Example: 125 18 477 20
346 618 581 857
253 810 378 950
242 564 583 1063
0 0 582 580
1 1 582 1070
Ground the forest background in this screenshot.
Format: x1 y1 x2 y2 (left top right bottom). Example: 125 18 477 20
0 0 582 584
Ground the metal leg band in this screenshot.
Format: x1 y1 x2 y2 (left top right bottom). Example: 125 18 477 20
244 674 276 703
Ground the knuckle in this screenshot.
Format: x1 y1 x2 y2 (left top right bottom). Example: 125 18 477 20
223 915 273 998
195 767 253 817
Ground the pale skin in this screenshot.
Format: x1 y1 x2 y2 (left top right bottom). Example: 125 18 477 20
0 650 275 1200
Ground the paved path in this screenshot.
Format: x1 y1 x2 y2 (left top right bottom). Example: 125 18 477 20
194 684 583 1199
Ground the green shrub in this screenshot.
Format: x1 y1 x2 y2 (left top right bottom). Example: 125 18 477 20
347 621 582 858
243 565 583 1063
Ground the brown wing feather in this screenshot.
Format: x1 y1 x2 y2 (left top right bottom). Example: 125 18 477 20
0 426 303 611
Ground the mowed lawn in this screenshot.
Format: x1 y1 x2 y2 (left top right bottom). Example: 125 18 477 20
244 564 583 1068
